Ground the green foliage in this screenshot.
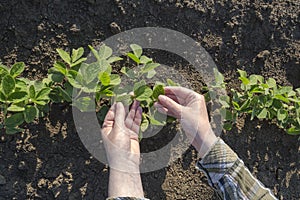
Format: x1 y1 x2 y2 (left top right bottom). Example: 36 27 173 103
47 44 175 138
212 69 300 135
1 44 299 138
0 62 51 134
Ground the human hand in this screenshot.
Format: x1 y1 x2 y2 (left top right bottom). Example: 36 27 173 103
101 100 142 173
154 86 217 157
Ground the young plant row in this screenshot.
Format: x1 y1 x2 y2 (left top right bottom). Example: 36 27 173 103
0 44 177 136
212 69 300 135
0 44 299 136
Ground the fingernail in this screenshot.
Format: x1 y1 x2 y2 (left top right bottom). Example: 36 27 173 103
158 95 166 101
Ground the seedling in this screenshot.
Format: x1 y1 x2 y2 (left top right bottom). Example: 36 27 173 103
1 44 299 137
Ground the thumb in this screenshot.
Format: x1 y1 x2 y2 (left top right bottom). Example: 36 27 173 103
158 95 182 118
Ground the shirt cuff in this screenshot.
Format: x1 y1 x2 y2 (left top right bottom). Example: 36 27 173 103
107 197 150 200
195 138 238 186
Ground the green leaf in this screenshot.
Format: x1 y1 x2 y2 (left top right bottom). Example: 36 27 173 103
287 90 296 97
97 105 109 122
296 88 300 95
71 47 84 63
7 104 25 112
56 86 72 102
237 69 247 78
152 85 165 100
146 70 156 79
29 85 36 99
239 77 250 85
278 86 293 95
134 85 153 101
70 57 87 67
110 74 121 85
89 45 101 61
274 94 290 103
98 45 113 59
24 105 37 123
107 56 123 63
33 100 48 106
67 70 83 88
249 86 265 94
120 67 136 79
73 96 95 112
48 73 64 83
56 49 71 65
2 74 15 96
130 44 142 58
82 63 101 84
140 55 152 64
214 68 224 85
149 111 166 126
0 92 6 102
0 64 9 74
249 75 264 85
142 63 160 73
223 122 233 131
141 115 149 132
53 62 67 75
8 91 28 103
219 95 230 108
10 62 25 77
127 53 140 64
167 79 178 86
287 127 300 135
116 94 132 105
6 127 24 135
257 108 268 119
220 107 233 121
240 99 251 111
5 112 24 127
277 109 287 121
36 88 51 100
134 80 147 91
99 72 111 86
232 101 240 110
266 78 277 88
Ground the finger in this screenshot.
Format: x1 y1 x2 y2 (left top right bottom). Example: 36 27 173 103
131 106 142 134
164 86 194 99
154 102 168 115
114 102 126 128
102 103 116 134
158 95 182 118
125 100 139 129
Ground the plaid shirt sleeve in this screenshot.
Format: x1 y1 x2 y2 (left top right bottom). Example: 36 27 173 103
196 138 277 200
107 198 149 200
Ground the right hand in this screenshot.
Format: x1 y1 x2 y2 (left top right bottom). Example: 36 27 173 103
154 86 217 157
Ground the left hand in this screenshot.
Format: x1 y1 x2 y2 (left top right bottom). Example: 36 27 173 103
101 101 142 173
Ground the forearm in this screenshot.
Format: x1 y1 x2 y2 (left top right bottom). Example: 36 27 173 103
196 138 277 200
108 169 144 199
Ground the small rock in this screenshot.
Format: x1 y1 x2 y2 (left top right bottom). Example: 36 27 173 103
70 24 80 32
0 135 7 143
110 22 121 34
0 175 6 185
18 161 28 171
257 50 270 59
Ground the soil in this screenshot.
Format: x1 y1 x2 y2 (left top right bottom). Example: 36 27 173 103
0 0 299 199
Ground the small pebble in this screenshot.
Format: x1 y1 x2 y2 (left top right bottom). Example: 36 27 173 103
18 161 27 171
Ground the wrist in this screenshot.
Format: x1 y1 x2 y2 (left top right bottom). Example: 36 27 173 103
194 128 218 158
109 168 144 198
